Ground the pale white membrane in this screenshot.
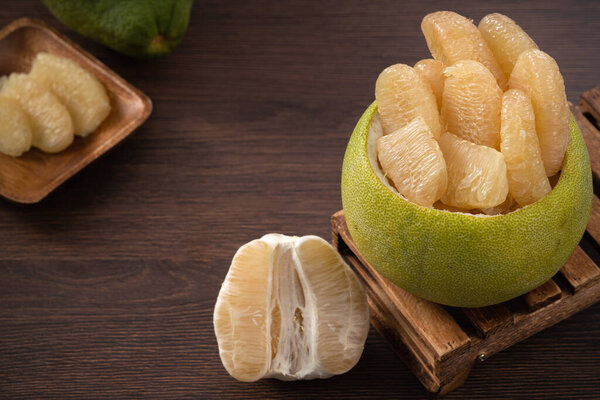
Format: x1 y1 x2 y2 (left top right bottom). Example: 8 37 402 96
214 234 369 382
266 238 316 380
367 112 398 194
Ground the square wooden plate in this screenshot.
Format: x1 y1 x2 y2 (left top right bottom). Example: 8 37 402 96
0 18 152 204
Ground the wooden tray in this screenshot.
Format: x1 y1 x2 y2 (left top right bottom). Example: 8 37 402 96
331 87 600 396
0 18 152 204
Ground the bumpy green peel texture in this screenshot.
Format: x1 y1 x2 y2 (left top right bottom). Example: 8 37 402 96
42 0 193 57
341 102 592 307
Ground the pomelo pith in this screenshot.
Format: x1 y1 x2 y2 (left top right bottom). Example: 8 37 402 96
341 103 592 307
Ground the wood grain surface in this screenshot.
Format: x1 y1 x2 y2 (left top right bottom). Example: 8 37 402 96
0 1 599 399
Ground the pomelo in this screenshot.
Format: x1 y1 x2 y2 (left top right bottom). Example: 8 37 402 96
441 60 503 149
478 13 538 78
421 11 507 90
30 53 111 137
509 49 571 177
214 234 369 381
341 103 592 307
42 0 193 58
0 96 32 157
414 59 445 110
1 73 74 153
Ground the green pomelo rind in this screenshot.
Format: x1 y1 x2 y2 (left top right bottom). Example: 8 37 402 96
341 102 592 307
42 0 193 58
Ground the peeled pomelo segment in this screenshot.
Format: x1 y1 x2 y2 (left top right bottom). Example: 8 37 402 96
1 73 73 153
213 234 369 382
478 13 538 78
500 89 551 206
509 49 570 176
0 96 32 157
30 52 110 137
421 11 507 90
442 60 503 149
439 132 508 209
295 236 369 375
377 117 447 207
213 238 274 382
414 59 445 109
375 64 441 138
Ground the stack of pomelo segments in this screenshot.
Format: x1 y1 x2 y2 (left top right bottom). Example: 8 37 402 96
331 86 600 396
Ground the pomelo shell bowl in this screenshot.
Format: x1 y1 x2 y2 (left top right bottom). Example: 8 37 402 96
341 102 593 307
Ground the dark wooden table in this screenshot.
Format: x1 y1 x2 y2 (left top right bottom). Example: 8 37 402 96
1 1 599 399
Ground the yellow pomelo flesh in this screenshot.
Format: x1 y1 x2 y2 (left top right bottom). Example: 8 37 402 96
213 238 272 382
30 52 111 137
0 96 32 157
213 234 369 382
478 13 538 78
441 60 503 148
439 132 508 209
500 89 551 206
1 73 73 153
375 64 441 138
421 11 507 90
414 59 445 109
509 49 570 177
341 103 592 307
295 236 369 375
377 116 447 207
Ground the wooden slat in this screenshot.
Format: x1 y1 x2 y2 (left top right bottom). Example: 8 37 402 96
563 102 600 290
331 200 600 396
462 305 513 338
522 279 562 311
586 196 600 245
331 211 471 362
339 248 443 385
560 246 600 292
438 276 600 385
380 279 471 362
363 282 443 393
581 86 600 124
571 103 600 176
338 241 452 378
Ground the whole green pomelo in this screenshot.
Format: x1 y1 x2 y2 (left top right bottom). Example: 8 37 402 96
42 0 193 58
341 102 592 307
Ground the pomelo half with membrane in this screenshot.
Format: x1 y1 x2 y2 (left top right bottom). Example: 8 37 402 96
214 234 369 381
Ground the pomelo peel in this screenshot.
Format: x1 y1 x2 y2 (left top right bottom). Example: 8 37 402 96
341 102 592 307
